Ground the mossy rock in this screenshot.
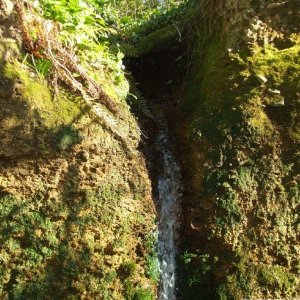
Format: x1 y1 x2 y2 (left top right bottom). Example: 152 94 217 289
0 40 84 157
216 262 299 300
178 3 300 298
138 25 181 56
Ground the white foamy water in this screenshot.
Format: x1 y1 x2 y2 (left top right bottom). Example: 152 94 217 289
155 115 181 300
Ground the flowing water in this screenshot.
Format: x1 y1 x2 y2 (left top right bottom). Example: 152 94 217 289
155 110 182 300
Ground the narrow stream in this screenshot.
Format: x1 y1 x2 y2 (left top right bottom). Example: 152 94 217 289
155 108 182 300
126 46 184 299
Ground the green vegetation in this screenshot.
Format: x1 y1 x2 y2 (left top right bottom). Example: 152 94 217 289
55 125 83 150
144 232 160 282
0 179 153 299
4 60 82 128
216 261 299 300
181 252 217 285
1 0 300 299
132 287 154 300
178 1 300 299
36 0 187 82
39 0 125 84
0 0 167 298
0 42 84 156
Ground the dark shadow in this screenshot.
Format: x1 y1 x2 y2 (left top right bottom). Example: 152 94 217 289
125 40 186 210
125 40 190 299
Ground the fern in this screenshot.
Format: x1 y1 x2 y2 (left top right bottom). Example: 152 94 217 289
130 87 156 120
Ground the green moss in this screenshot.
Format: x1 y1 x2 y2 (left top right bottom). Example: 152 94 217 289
216 262 299 300
0 179 153 299
120 261 137 279
139 25 179 56
235 166 257 192
181 36 300 148
0 39 20 65
179 10 300 300
250 44 300 90
216 274 248 300
143 232 160 283
55 125 83 150
249 43 300 142
89 66 129 102
204 168 242 229
0 52 86 154
183 37 300 145
178 252 218 300
133 288 154 300
4 60 82 129
258 265 299 297
180 37 227 116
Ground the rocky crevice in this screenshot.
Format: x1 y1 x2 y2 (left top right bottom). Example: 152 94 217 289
0 0 299 299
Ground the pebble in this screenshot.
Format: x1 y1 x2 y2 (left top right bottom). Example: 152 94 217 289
255 74 268 84
268 88 281 95
77 150 89 162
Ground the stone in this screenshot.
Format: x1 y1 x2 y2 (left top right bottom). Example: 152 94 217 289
18 169 28 176
266 1 288 9
0 0 14 20
77 150 90 162
267 95 285 107
255 74 268 84
268 88 281 95
90 167 97 173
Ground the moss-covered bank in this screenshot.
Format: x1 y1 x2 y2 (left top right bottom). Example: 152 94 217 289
177 0 300 298
0 4 157 299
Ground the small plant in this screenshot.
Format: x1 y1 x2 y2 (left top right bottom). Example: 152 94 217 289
133 287 154 300
145 253 160 282
55 125 82 150
144 231 160 282
22 54 52 79
180 252 218 287
120 261 137 278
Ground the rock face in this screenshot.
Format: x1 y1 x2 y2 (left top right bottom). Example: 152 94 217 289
0 0 19 41
177 0 300 299
0 2 156 299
